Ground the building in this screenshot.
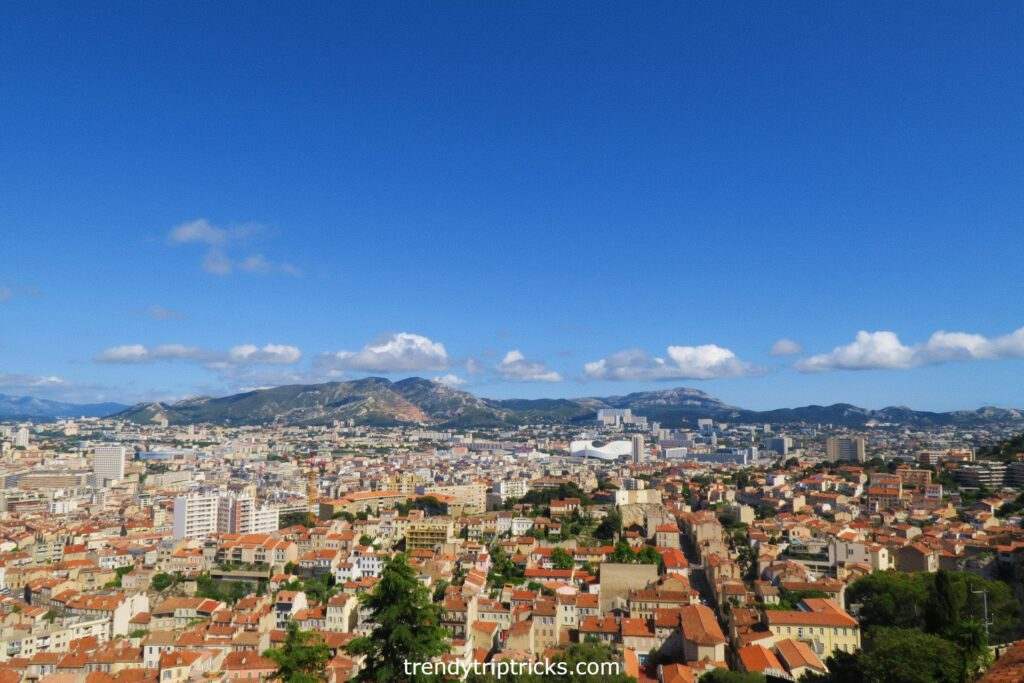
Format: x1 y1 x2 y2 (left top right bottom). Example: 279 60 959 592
953 462 1007 489
173 494 220 540
631 435 645 464
406 518 455 550
1007 462 1024 487
93 445 127 487
826 437 866 463
424 483 487 514
218 495 279 534
764 599 860 660
679 604 727 663
569 439 633 461
766 436 792 456
497 479 529 502
597 409 647 429
318 490 408 517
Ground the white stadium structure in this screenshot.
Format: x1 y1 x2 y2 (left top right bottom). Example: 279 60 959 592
569 439 632 461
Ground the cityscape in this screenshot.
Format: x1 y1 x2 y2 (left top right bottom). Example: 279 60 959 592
3 3 1024 683
0 389 1022 682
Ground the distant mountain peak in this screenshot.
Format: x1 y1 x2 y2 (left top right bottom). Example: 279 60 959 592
0 394 129 420
107 378 1024 428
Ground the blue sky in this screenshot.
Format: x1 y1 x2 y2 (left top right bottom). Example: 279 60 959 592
2 2 1023 410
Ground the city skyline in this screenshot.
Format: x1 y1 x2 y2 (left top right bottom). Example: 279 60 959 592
3 3 1024 410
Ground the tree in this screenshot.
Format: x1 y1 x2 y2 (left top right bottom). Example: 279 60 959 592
608 540 661 567
151 572 175 591
346 553 448 682
847 569 1020 642
264 622 330 683
845 571 929 630
858 627 962 683
301 573 338 605
398 496 448 517
558 640 634 683
594 509 621 540
280 511 318 529
805 628 962 683
487 545 524 587
927 569 965 635
551 547 574 570
699 670 766 683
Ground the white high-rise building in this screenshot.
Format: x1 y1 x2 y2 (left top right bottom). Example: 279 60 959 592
93 445 127 487
14 427 30 448
217 494 279 534
173 494 220 539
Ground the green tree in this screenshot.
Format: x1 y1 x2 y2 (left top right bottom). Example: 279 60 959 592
280 512 318 528
848 570 1020 642
608 541 661 566
846 571 930 630
551 547 574 570
301 573 338 605
558 640 635 683
927 569 965 635
858 627 962 683
264 622 330 683
487 545 524 587
594 509 621 540
346 553 448 682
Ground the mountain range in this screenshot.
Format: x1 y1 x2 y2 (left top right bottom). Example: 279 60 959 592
0 394 128 420
106 377 1024 429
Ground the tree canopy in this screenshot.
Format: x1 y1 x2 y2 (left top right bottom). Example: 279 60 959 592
264 622 330 683
346 553 448 682
551 547 574 570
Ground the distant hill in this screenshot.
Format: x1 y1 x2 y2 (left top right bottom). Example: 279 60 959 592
0 394 128 420
109 378 1024 429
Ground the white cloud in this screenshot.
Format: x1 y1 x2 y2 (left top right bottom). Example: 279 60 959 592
432 373 467 387
584 344 756 381
229 344 302 365
168 219 299 276
497 350 562 382
96 344 151 363
465 358 483 375
238 254 302 276
318 333 449 373
796 331 913 371
796 326 1024 372
239 254 272 273
0 372 67 388
203 250 233 275
96 343 301 366
770 338 803 356
152 344 207 360
169 218 228 246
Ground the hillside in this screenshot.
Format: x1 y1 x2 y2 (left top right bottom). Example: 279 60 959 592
0 394 128 420
109 379 1024 429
